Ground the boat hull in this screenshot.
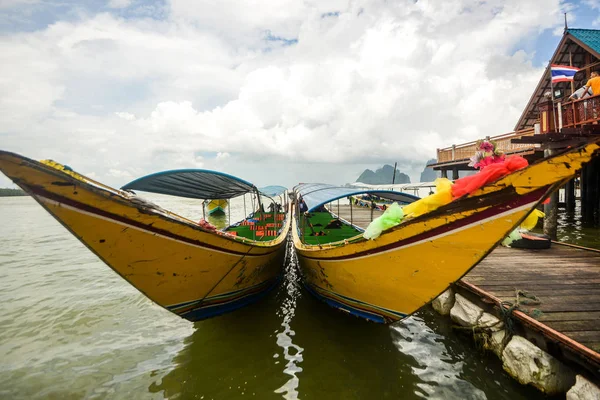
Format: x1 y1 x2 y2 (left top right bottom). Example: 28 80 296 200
207 199 228 216
293 140 600 323
0 151 289 322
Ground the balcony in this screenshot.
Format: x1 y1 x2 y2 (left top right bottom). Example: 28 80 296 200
433 95 600 173
434 128 537 168
561 93 600 128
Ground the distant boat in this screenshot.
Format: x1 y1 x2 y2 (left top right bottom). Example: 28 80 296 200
0 151 290 322
206 199 228 216
292 138 600 323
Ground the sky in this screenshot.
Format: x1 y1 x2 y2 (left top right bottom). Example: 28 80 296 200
1 0 599 189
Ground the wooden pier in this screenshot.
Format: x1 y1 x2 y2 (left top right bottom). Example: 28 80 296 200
461 244 600 353
331 204 600 380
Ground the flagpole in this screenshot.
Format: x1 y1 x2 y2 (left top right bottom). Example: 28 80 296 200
549 64 558 132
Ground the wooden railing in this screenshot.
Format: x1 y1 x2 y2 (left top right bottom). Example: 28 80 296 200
436 128 536 164
561 94 600 128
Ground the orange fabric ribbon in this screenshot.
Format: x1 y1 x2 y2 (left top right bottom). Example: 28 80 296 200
451 156 529 199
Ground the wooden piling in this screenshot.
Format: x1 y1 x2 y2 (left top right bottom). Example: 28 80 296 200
543 150 559 239
581 159 599 225
582 164 590 223
592 157 600 224
452 167 459 180
565 178 576 214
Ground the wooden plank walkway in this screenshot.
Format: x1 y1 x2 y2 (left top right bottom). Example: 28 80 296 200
463 244 600 353
331 204 600 356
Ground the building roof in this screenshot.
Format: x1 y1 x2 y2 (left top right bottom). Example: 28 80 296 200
568 29 600 55
514 28 600 131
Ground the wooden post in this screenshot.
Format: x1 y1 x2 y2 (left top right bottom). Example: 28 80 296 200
441 169 448 179
581 164 590 224
452 168 459 180
539 100 556 133
588 157 600 224
557 101 563 131
597 159 600 224
565 178 575 214
451 145 456 161
543 149 559 239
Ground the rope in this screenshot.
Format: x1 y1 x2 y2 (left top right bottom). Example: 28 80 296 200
459 289 541 348
497 301 519 338
513 289 541 307
190 243 257 311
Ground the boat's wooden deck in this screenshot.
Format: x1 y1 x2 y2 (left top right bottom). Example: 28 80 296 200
333 204 600 354
329 204 383 228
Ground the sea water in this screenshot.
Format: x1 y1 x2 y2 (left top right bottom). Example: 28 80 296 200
2 194 593 399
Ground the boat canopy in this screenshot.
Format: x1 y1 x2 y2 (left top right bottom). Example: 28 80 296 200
294 183 419 212
122 169 285 200
258 185 288 197
351 181 438 190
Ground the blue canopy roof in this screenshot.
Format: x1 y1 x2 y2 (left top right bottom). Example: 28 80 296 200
294 183 419 212
122 169 262 200
258 185 288 197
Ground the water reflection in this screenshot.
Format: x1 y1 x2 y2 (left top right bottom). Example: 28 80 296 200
273 240 303 399
557 203 600 249
149 239 300 399
1 196 578 399
148 287 288 399
149 238 544 400
392 317 486 399
207 213 228 230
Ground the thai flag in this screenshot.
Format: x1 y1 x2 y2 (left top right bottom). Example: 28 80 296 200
551 64 579 83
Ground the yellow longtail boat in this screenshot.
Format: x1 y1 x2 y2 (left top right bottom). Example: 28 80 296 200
0 151 290 321
206 199 228 216
292 138 600 323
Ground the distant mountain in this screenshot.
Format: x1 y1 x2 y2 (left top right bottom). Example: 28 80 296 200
420 159 440 182
356 164 410 184
0 188 27 197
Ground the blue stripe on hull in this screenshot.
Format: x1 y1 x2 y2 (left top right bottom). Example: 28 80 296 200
180 277 281 322
302 283 388 324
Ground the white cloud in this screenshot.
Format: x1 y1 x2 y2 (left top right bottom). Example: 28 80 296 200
115 111 135 120
0 0 572 189
107 0 132 9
